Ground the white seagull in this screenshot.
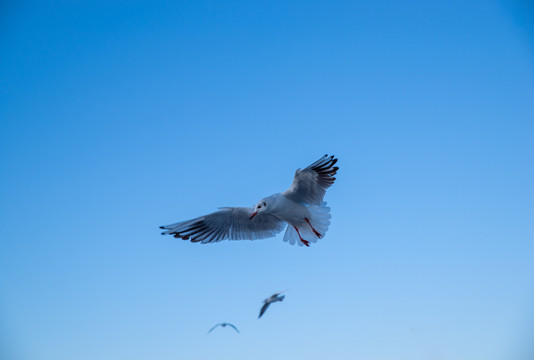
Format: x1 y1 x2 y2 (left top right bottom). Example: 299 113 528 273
207 322 240 334
160 155 339 247
259 291 286 319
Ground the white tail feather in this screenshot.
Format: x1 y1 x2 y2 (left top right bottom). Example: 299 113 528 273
283 225 299 246
282 202 331 246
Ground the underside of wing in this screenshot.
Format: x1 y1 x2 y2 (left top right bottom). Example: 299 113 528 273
228 323 240 333
207 324 221 333
283 154 339 205
258 302 270 318
160 207 285 244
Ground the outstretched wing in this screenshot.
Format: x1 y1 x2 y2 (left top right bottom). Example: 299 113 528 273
283 155 339 205
227 323 240 333
160 207 285 244
258 302 271 318
272 289 288 297
207 323 222 333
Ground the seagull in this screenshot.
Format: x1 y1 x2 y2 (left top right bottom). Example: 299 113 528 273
160 155 339 247
207 322 240 334
259 291 286 319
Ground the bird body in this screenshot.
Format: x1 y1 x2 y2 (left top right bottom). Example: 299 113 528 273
207 322 240 334
160 155 338 247
259 291 286 318
261 193 311 226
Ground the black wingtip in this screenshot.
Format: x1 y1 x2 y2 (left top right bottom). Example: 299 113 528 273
159 226 165 229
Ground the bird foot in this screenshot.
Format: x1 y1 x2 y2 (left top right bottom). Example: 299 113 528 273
293 226 310 247
305 218 323 238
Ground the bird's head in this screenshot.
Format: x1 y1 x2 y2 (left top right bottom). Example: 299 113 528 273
250 199 268 220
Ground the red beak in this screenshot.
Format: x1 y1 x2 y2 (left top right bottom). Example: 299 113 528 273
250 211 258 220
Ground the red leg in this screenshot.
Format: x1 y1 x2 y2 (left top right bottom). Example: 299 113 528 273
305 218 323 238
293 226 310 247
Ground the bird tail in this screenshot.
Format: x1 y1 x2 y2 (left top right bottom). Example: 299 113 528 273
282 202 331 246
306 202 331 242
283 225 299 246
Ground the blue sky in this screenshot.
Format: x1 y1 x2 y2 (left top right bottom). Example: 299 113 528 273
1 1 533 359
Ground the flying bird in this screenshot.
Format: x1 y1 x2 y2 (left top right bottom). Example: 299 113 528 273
207 322 240 334
160 155 339 247
259 291 286 319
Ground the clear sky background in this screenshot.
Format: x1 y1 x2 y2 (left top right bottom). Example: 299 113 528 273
1 1 533 360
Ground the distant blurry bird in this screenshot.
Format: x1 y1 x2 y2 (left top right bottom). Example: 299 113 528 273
160 155 338 247
259 291 286 318
207 322 240 334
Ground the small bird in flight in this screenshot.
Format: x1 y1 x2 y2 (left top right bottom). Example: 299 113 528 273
259 291 286 319
160 155 339 247
207 322 240 334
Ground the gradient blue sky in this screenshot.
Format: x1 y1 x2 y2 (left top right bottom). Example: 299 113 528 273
1 1 533 360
